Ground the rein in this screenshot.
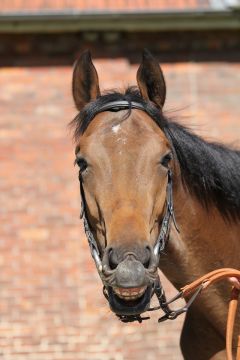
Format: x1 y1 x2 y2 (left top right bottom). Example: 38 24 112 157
77 100 240 359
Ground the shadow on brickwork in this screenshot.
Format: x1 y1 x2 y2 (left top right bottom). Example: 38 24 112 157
1 30 240 67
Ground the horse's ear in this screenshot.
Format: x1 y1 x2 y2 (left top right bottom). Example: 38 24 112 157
137 49 166 108
72 50 100 110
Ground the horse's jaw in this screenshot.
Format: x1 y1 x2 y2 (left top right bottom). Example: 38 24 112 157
107 285 152 316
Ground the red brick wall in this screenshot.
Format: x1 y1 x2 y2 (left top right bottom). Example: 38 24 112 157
0 0 211 12
0 60 239 359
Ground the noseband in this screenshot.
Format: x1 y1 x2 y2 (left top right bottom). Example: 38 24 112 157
78 100 185 323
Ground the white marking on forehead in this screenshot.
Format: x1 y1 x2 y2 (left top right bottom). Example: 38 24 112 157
112 124 121 134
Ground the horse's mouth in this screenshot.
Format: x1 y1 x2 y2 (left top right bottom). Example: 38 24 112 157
113 285 147 300
107 285 152 316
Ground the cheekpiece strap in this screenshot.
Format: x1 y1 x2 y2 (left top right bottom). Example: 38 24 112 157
79 174 102 272
153 170 179 257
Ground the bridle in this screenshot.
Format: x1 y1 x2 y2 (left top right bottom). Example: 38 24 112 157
78 100 201 323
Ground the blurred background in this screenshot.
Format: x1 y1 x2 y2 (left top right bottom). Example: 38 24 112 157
0 1 239 359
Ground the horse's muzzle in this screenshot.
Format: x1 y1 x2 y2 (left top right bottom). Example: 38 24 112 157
114 255 147 288
102 249 159 315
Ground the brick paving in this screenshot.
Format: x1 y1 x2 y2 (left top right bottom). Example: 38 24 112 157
0 60 239 360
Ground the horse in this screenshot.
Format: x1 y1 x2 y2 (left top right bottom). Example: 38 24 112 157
70 49 240 360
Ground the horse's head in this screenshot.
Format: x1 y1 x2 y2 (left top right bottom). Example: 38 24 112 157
72 50 175 317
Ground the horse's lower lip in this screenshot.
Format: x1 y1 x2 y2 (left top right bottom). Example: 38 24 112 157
108 285 152 316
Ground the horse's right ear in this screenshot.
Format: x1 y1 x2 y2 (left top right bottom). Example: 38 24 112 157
137 49 166 109
72 50 100 111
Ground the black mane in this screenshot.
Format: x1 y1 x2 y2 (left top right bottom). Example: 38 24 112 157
70 87 240 222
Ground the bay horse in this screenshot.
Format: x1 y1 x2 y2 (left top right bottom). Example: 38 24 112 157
71 49 240 359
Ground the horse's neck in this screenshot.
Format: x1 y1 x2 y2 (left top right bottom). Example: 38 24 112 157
160 181 240 290
160 181 240 343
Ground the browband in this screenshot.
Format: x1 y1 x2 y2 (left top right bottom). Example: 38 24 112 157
96 100 145 113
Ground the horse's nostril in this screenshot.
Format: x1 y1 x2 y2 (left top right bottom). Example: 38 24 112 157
143 259 150 268
143 246 151 269
109 249 119 270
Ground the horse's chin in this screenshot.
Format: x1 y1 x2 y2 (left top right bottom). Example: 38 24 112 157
107 285 152 316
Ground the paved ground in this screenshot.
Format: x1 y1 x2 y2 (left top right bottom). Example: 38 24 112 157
0 60 239 360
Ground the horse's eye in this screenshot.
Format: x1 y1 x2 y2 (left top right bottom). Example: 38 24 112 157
75 157 88 172
160 152 172 168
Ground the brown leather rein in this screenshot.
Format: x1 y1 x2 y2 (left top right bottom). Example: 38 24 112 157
180 268 240 360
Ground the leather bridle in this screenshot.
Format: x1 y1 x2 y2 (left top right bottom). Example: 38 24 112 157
78 100 189 323
79 100 179 274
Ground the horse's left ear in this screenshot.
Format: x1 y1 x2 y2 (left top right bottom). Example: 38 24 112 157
72 50 100 110
137 49 166 108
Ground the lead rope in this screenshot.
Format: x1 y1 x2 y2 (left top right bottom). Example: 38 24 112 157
237 336 240 360
179 268 240 360
226 287 240 360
